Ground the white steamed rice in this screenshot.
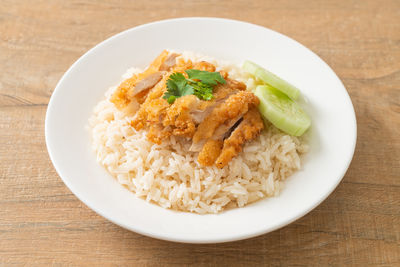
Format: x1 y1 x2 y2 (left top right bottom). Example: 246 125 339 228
89 51 308 214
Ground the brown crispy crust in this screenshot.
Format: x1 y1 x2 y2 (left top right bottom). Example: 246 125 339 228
112 51 264 167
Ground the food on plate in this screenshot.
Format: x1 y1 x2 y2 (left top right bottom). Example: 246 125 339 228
89 50 309 213
254 85 311 136
243 60 300 100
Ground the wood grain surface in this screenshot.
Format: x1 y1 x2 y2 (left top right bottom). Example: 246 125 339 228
1 0 399 266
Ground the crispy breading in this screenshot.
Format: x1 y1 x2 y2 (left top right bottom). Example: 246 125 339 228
193 61 216 72
215 108 264 168
147 123 171 144
131 59 193 131
110 50 170 109
113 52 264 167
225 78 246 91
163 95 200 137
197 139 223 166
192 91 260 144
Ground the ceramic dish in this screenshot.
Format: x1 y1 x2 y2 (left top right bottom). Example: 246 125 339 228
45 17 357 243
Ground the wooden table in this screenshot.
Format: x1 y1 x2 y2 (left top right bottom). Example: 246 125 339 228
1 0 399 265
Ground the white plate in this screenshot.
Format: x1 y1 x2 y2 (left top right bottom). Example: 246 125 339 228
45 17 356 243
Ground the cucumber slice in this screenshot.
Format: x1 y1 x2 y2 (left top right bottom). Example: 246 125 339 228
254 85 310 136
243 60 300 100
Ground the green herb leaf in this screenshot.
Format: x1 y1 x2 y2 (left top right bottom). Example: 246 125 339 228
163 69 226 104
193 82 214 101
166 95 176 104
166 73 187 92
185 69 226 85
163 73 194 104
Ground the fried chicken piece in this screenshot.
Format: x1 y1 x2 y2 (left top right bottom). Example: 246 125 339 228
213 116 243 140
214 78 246 97
110 50 171 109
122 53 263 167
163 95 201 137
197 107 262 167
110 86 130 110
131 58 194 143
197 139 223 166
160 77 243 139
193 61 216 72
160 53 180 71
147 124 172 144
215 108 264 168
156 77 245 146
131 71 164 104
195 111 243 165
134 88 153 105
188 80 241 130
170 58 194 74
225 78 246 91
192 91 260 144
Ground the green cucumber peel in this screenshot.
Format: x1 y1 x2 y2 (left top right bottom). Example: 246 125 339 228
254 85 310 136
243 60 300 100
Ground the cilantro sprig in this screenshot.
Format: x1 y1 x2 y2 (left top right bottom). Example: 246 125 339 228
163 69 226 104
